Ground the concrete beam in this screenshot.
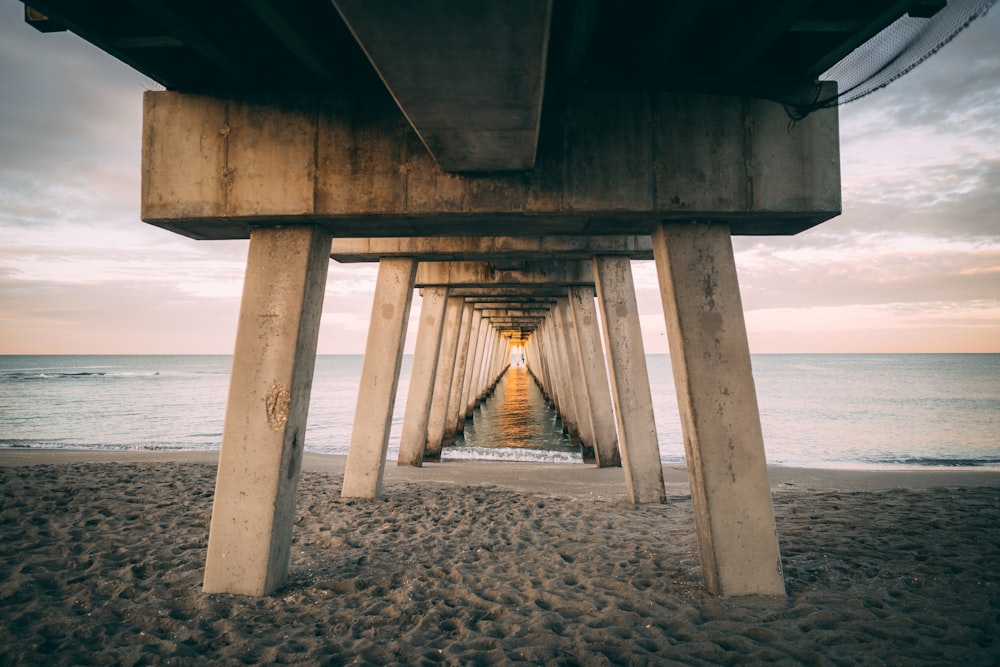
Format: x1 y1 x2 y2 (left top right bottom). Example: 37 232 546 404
477 309 551 317
330 236 653 262
414 261 593 288
445 287 579 298
141 90 839 240
332 0 552 172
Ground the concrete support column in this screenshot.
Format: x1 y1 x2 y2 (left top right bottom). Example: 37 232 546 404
531 335 550 400
593 256 666 504
493 334 507 385
476 327 495 402
540 320 563 421
544 319 564 416
425 295 465 459
490 335 505 389
466 316 490 417
558 296 594 460
534 326 554 405
444 302 475 443
652 223 784 597
342 258 417 498
479 324 500 403
569 286 621 468
461 311 486 421
551 303 579 439
203 225 331 596
398 286 449 467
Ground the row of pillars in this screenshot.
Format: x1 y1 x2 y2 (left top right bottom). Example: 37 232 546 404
202 223 785 598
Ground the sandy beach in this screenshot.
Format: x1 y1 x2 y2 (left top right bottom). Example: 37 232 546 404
1 450 998 665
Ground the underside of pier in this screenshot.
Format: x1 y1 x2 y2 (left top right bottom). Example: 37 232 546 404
19 0 938 598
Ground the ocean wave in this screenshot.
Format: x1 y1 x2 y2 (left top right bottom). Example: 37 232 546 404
861 454 1000 468
443 446 583 464
0 371 167 382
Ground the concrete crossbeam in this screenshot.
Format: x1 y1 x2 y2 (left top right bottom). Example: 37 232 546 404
141 91 839 240
330 236 653 262
414 261 593 287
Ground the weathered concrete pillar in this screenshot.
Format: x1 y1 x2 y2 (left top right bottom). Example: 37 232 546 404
568 286 621 468
540 319 564 422
203 225 331 596
342 258 417 498
398 286 449 467
488 331 502 389
593 256 666 504
557 296 594 460
493 334 508 386
534 325 555 405
543 318 564 416
476 327 495 402
460 310 485 422
531 335 550 402
551 304 580 439
444 302 475 443
652 223 784 597
425 295 465 459
490 335 506 390
466 315 490 417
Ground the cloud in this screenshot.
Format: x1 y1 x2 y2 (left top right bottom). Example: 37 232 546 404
0 8 150 168
838 9 1000 137
0 275 240 353
734 232 1000 309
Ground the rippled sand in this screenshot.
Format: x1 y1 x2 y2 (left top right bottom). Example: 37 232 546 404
1 456 998 665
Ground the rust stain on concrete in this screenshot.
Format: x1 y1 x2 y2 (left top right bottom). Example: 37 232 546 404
265 383 291 431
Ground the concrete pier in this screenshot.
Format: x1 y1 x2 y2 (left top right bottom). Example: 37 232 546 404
158 73 836 593
41 0 906 598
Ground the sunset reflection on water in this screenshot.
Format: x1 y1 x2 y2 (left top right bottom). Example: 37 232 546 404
454 366 577 455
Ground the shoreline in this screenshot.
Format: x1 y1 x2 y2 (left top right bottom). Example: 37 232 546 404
2 448 998 496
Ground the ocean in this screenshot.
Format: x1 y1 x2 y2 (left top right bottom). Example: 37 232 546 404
1 354 998 470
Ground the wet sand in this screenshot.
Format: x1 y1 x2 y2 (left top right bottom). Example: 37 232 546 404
1 450 998 665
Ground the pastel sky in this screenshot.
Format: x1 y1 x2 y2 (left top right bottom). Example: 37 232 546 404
1 3 998 354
